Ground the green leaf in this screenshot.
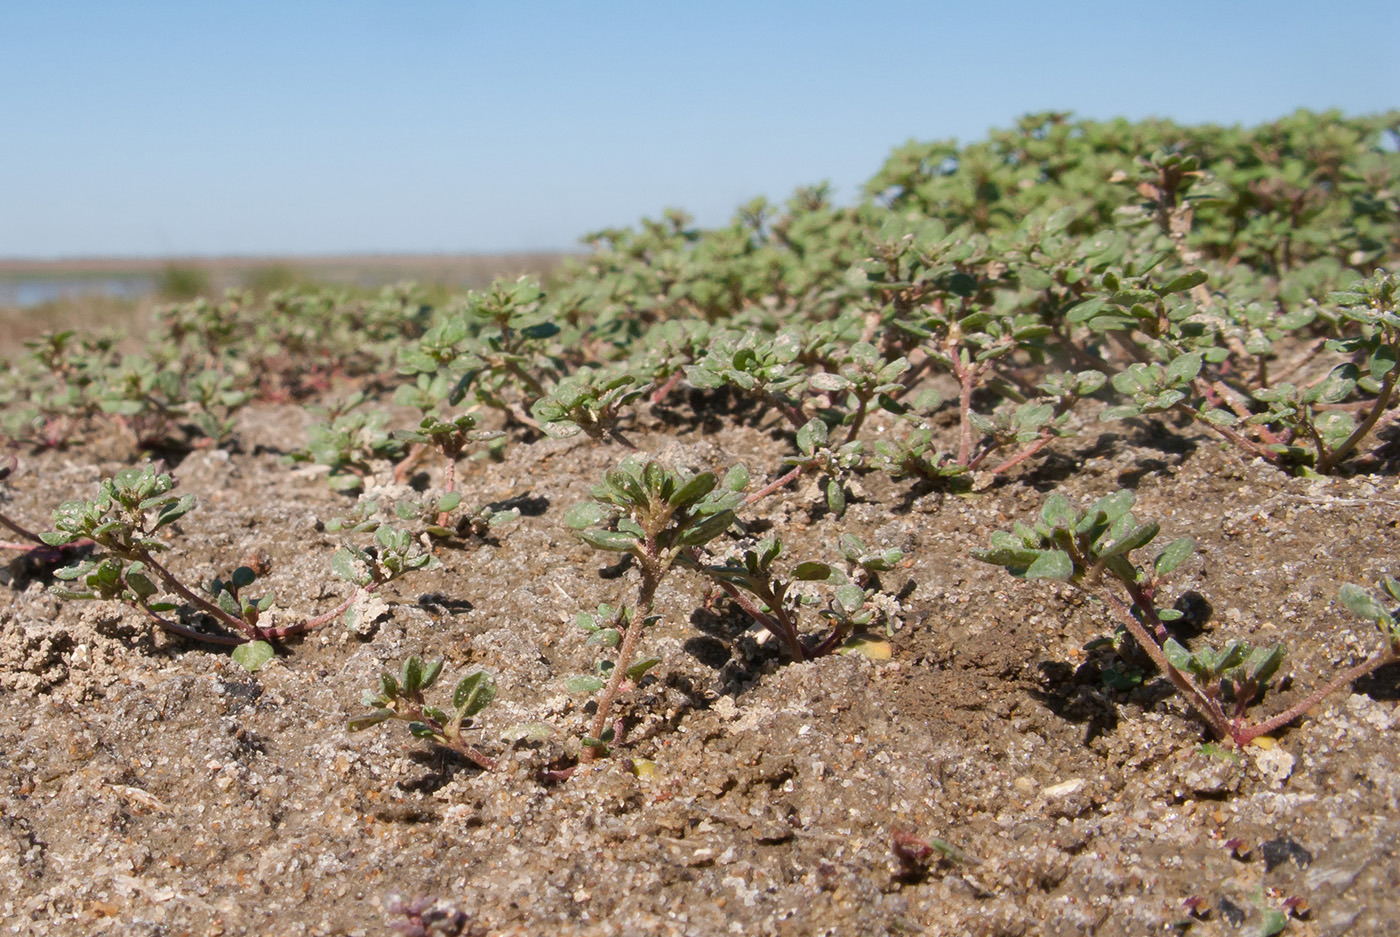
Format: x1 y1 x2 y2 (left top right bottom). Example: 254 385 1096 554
795 418 827 455
809 372 851 393
579 529 639 551
585 627 621 647
1098 521 1160 558
563 501 608 530
1099 405 1141 422
793 561 834 581
347 709 395 732
721 463 750 492
231 566 256 588
155 493 197 529
670 472 717 507
565 674 605 694
626 657 662 680
834 583 866 615
1039 492 1076 529
1087 489 1134 524
1165 353 1203 385
1163 638 1193 672
1245 645 1286 684
1339 583 1393 625
331 547 370 585
1024 549 1073 581
125 570 159 599
825 478 846 517
1159 270 1208 295
678 509 735 547
452 670 497 717
1154 537 1195 574
400 656 425 694
231 640 276 673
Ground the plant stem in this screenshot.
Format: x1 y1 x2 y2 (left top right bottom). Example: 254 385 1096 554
587 561 661 749
1096 587 1232 741
1173 403 1281 464
137 551 257 638
450 741 499 772
841 393 871 446
1231 645 1399 745
650 370 683 405
712 579 806 661
1316 366 1398 473
132 599 245 646
0 510 44 545
744 464 807 506
984 433 1056 476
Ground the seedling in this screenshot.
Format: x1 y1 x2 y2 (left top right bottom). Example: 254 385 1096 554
530 367 647 447
700 535 899 660
43 464 438 650
293 399 406 493
349 656 498 771
565 457 746 754
974 490 1400 747
391 411 505 503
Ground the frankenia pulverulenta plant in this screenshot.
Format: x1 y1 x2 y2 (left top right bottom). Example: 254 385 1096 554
326 494 520 547
396 276 563 428
1086 268 1398 475
974 489 1400 748
42 464 437 668
684 328 809 429
390 409 505 505
699 533 904 661
564 456 747 757
529 367 649 448
42 463 285 651
0 329 115 450
349 656 499 771
289 392 406 494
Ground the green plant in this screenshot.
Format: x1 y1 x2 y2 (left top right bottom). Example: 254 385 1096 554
290 394 406 493
564 457 746 755
43 464 268 646
349 656 498 771
974 489 1400 747
42 464 438 653
391 411 505 500
699 534 900 660
530 367 648 446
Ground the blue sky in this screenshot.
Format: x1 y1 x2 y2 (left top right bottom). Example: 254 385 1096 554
2 1 1396 258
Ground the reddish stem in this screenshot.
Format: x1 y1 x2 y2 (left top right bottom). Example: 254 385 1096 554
1231 645 1399 745
650 371 684 405
744 464 807 506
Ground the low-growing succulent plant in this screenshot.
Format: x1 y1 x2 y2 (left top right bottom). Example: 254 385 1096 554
530 367 648 446
700 534 902 660
291 394 406 493
349 656 498 771
564 457 747 755
41 464 440 656
975 489 1400 747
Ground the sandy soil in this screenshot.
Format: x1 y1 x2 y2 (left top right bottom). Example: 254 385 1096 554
0 398 1396 936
